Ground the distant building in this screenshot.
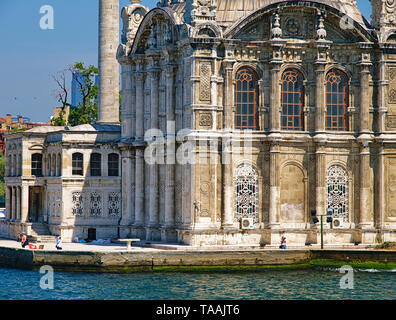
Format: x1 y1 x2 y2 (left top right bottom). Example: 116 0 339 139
0 114 50 155
71 73 99 107
71 72 85 107
50 106 70 125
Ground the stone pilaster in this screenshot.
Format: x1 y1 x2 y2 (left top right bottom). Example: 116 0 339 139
223 59 234 130
134 149 145 227
98 0 120 124
376 144 385 230
269 53 282 135
135 60 145 140
377 52 387 133
222 135 234 229
268 142 280 228
6 187 11 220
16 187 20 221
359 142 373 228
11 186 16 220
315 61 326 133
148 64 160 231
164 66 176 239
359 56 372 134
121 149 135 226
315 143 326 217
120 61 135 139
21 185 29 223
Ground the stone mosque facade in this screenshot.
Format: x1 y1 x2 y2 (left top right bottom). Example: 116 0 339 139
2 0 396 246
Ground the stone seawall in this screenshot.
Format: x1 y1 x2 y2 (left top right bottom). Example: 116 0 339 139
0 246 395 272
0 248 311 272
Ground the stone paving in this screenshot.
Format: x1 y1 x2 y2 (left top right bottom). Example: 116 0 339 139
0 237 376 253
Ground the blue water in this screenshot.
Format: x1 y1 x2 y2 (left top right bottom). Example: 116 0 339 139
0 268 394 300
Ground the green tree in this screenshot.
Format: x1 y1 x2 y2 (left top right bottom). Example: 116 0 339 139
51 62 99 126
50 108 67 126
68 62 99 126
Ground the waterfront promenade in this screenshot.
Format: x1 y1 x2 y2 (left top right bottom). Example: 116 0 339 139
0 237 395 273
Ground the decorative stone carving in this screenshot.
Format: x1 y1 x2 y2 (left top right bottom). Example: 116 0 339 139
120 3 148 56
388 67 396 104
199 113 212 127
108 192 121 216
89 192 102 216
271 13 282 39
199 62 211 102
387 158 396 217
316 11 327 41
386 115 396 128
72 192 84 216
191 0 217 25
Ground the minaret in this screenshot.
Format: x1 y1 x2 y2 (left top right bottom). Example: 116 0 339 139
98 0 120 125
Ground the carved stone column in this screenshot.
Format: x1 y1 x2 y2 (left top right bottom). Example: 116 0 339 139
135 61 145 140
222 136 234 229
164 66 176 235
315 143 326 217
120 61 135 139
21 185 29 223
315 61 326 133
376 144 385 230
377 52 387 133
223 59 234 130
359 57 371 134
148 64 160 232
134 149 145 227
6 187 11 220
121 149 135 226
359 142 373 228
269 56 282 134
222 57 235 229
11 187 16 220
16 187 20 221
268 142 280 228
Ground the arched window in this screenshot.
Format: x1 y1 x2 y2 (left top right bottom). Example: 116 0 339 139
326 69 349 131
326 165 349 221
90 153 102 177
72 153 84 176
234 164 259 223
57 153 62 176
108 153 119 177
281 68 304 130
31 153 43 176
235 67 259 130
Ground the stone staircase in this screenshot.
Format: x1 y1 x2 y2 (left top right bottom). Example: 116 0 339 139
28 223 57 243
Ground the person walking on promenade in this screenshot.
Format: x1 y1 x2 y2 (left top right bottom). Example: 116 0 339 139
280 236 287 249
56 235 62 250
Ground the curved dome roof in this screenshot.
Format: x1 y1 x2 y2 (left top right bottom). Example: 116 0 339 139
169 0 369 29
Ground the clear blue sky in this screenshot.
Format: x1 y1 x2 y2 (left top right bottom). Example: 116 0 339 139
0 0 371 123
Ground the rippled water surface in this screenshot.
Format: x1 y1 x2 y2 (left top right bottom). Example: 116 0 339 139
0 268 395 300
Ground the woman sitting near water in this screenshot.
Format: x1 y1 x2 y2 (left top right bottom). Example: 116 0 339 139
21 233 29 248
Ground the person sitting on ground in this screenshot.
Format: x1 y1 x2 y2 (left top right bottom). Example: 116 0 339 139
280 236 287 249
56 235 62 250
21 233 29 248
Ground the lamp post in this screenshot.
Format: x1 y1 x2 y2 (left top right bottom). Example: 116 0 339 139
311 209 334 249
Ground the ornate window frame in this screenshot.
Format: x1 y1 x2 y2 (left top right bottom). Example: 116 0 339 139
234 163 260 223
326 164 350 221
281 68 305 131
234 67 259 130
325 69 349 131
